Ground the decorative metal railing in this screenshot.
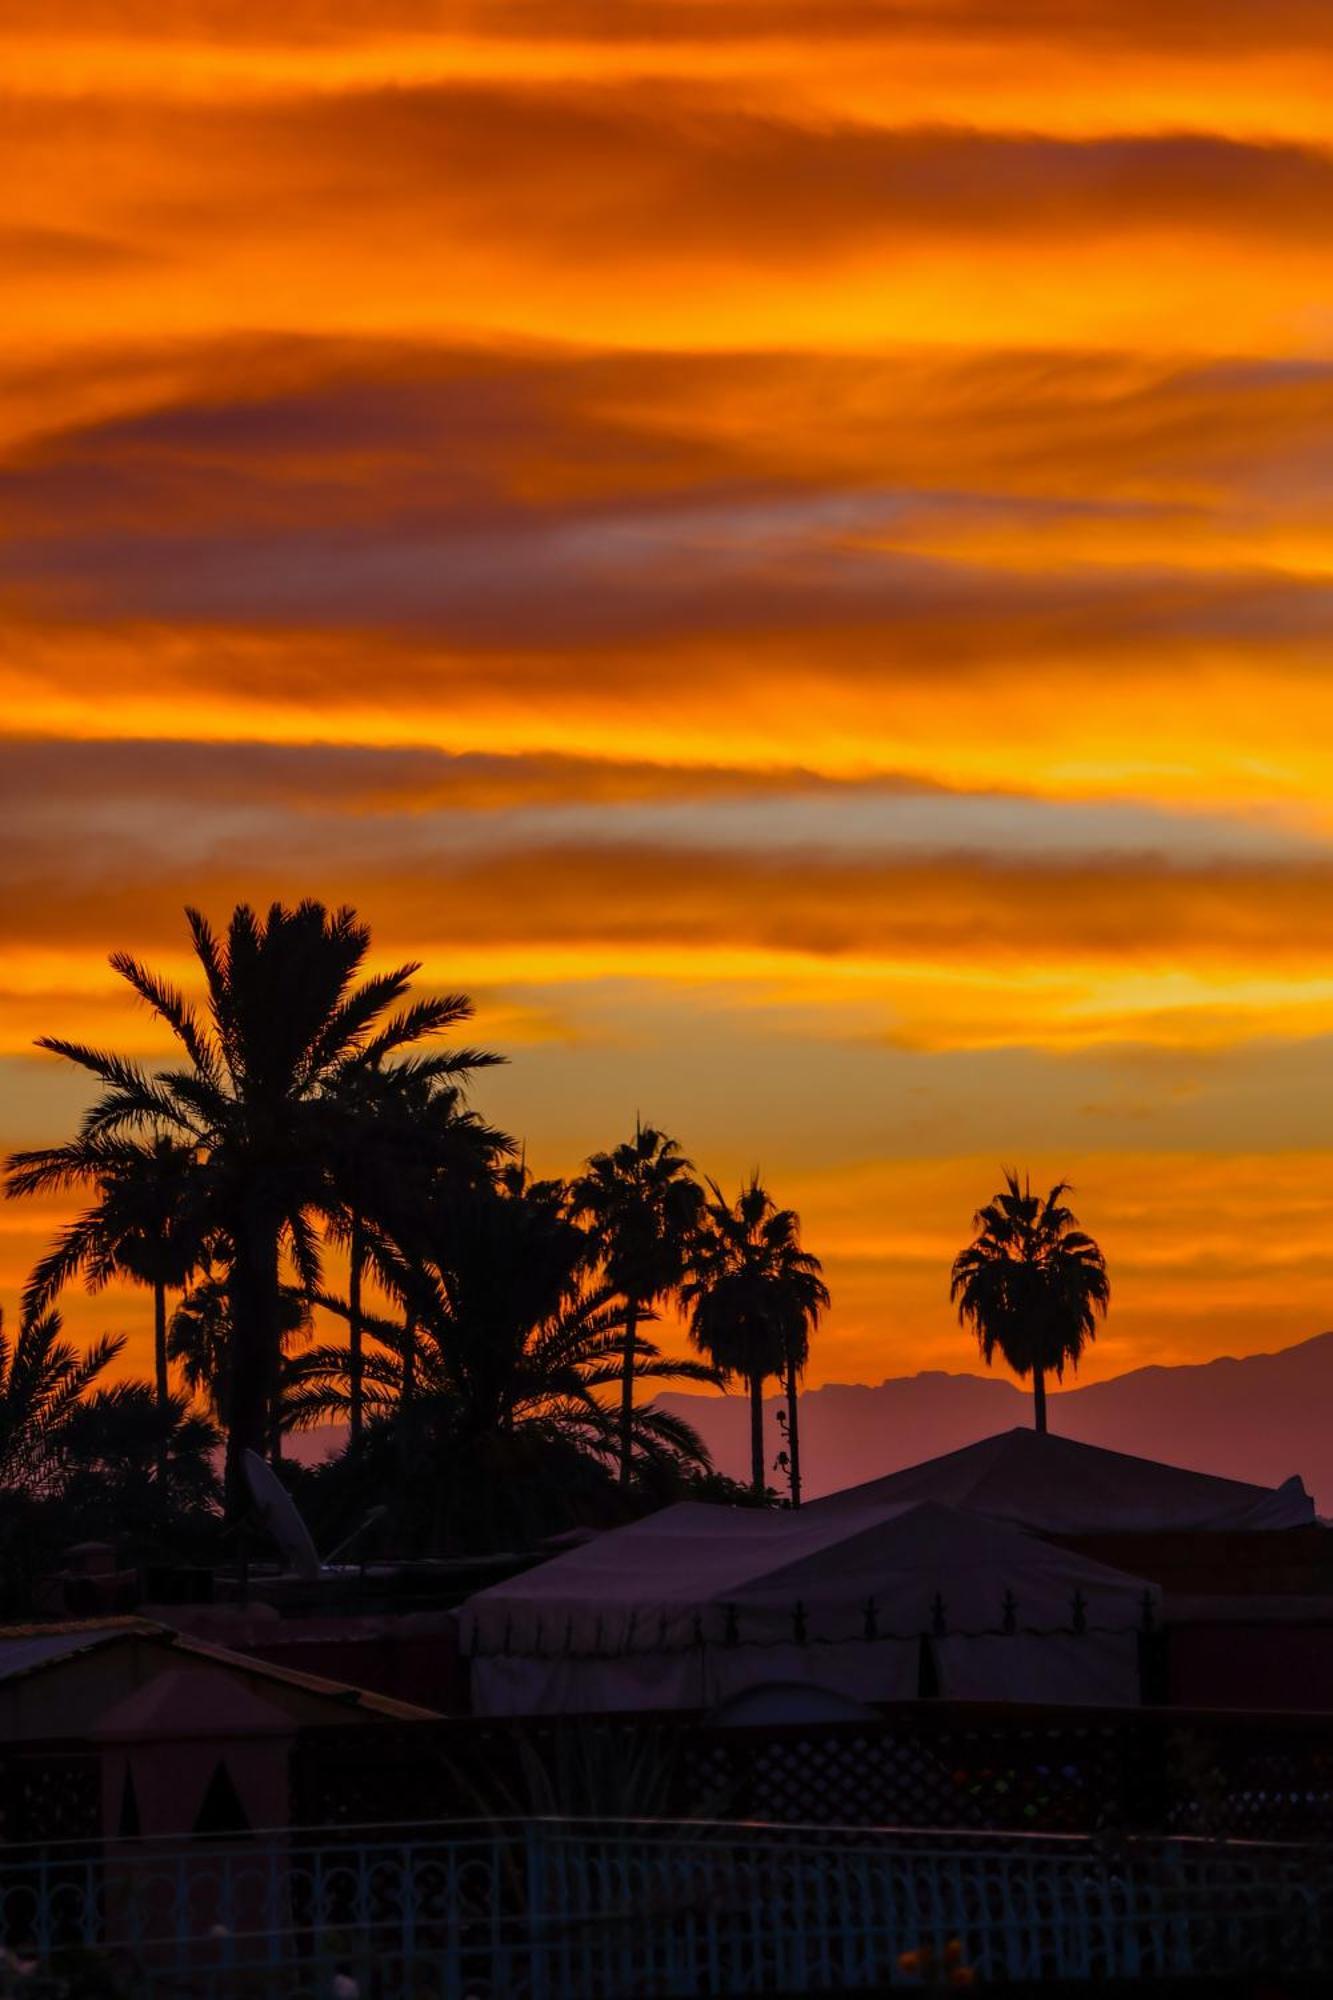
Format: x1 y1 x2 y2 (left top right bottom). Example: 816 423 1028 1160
289 1701 1333 1843
1 1818 1331 1996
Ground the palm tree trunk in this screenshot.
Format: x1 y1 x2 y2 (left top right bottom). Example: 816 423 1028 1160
224 1214 281 1520
784 1352 801 1509
153 1278 169 1489
619 1300 639 1489
397 1309 419 1487
749 1371 766 1497
402 1309 417 1407
348 1214 365 1451
1032 1365 1048 1434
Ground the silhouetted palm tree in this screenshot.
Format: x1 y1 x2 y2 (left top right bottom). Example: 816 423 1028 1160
569 1124 703 1488
775 1254 829 1510
684 1175 828 1500
0 1305 123 1493
290 1174 716 1549
16 899 496 1513
950 1169 1109 1433
325 1058 507 1452
58 1383 221 1527
6 1134 208 1481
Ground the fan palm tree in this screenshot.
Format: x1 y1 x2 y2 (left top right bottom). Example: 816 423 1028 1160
6 1134 208 1483
684 1175 828 1501
950 1169 1109 1433
0 1304 123 1494
290 1173 717 1550
11 898 499 1514
569 1124 703 1488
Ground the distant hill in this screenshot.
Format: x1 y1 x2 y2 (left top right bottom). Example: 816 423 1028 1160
657 1332 1333 1513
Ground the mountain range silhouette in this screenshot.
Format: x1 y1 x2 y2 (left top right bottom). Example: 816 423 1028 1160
658 1332 1333 1513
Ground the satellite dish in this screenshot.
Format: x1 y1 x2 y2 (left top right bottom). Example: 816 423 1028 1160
242 1450 321 1581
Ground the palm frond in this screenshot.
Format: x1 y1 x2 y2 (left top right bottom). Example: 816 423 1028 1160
109 952 219 1083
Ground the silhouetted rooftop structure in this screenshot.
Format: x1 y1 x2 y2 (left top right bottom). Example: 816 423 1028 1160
806 1427 1314 1535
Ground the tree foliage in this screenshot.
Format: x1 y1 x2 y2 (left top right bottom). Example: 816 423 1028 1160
289 1173 716 1551
569 1124 703 1488
684 1175 828 1498
950 1168 1109 1433
0 1306 123 1494
2 898 837 1577
7 899 499 1512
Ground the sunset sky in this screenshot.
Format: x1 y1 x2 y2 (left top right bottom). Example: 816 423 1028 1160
7 1 1333 1392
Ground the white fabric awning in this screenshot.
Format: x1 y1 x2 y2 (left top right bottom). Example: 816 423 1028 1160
460 1497 1155 1715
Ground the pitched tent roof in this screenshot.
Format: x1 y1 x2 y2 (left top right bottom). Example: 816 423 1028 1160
460 1497 1155 1714
805 1428 1315 1535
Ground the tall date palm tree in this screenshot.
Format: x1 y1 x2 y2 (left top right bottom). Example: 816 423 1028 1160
569 1124 703 1489
11 899 498 1514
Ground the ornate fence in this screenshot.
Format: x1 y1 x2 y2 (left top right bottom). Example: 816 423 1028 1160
292 1701 1333 1843
1 1819 1332 1996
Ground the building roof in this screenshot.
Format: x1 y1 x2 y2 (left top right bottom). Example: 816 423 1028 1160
0 1626 123 1683
0 1618 436 1721
805 1428 1315 1535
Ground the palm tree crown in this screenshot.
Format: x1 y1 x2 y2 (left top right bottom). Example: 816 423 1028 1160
568 1123 703 1488
950 1169 1109 1434
684 1174 828 1500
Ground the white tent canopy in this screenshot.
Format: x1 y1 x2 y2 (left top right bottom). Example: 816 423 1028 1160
805 1429 1315 1535
460 1497 1155 1716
